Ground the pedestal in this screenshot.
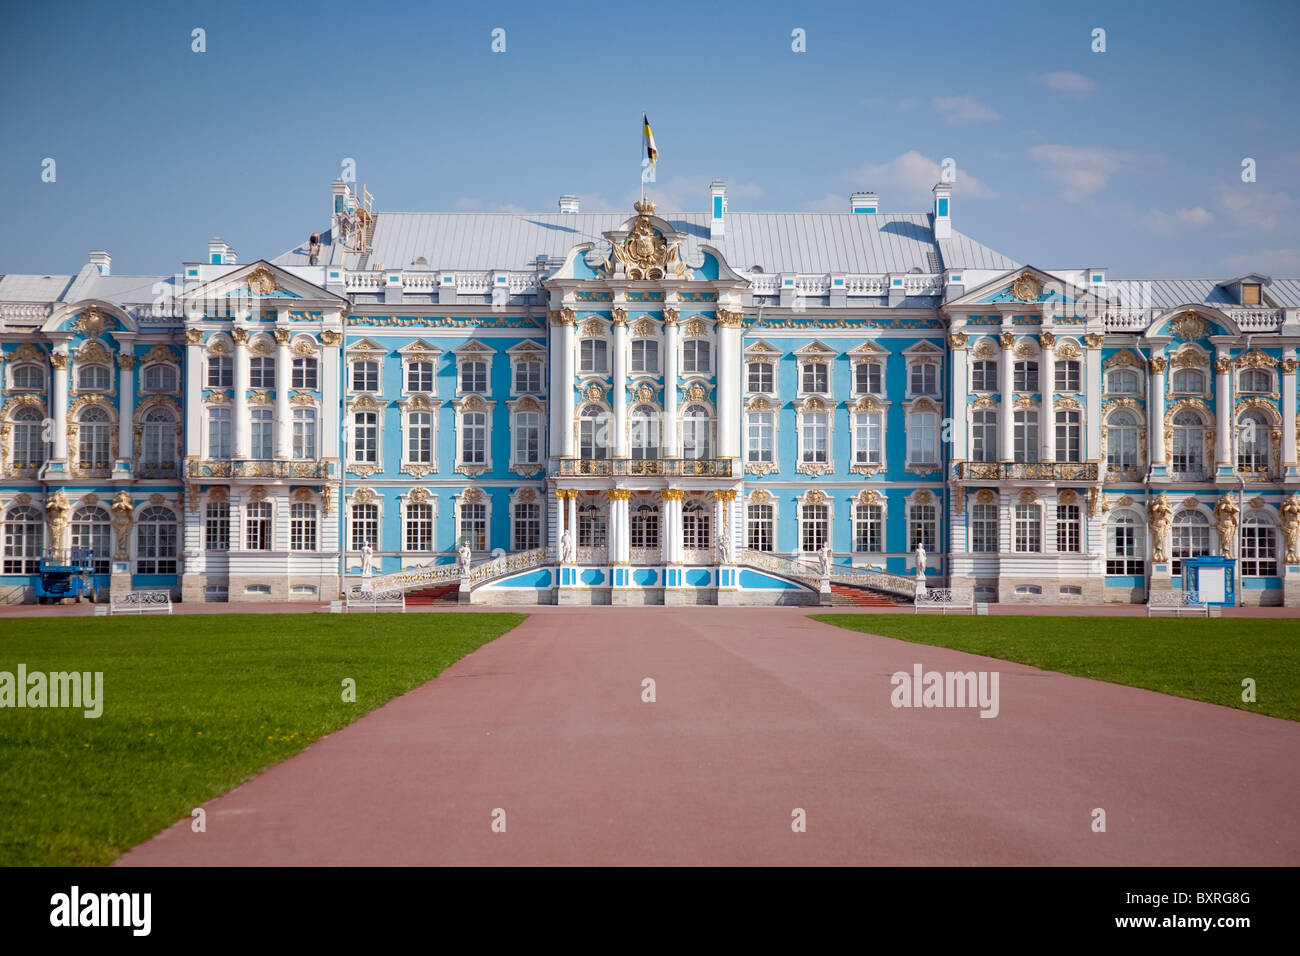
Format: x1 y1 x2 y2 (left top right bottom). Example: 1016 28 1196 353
820 575 833 606
556 563 582 605
716 564 740 606
109 562 132 602
662 565 688 606
458 576 473 604
1284 563 1300 607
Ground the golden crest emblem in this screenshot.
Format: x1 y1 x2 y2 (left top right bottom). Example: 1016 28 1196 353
1009 273 1043 302
604 198 687 280
247 266 279 296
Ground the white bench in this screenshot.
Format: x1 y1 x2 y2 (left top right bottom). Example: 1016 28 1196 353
345 588 406 613
914 587 976 614
110 590 173 615
1146 590 1208 617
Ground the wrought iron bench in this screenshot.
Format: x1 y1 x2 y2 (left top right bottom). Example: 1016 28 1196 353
1146 590 1208 617
913 587 976 614
109 590 174 615
345 587 406 613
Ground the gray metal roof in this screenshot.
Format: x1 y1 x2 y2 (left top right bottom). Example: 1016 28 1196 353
0 274 74 301
272 210 1020 277
1111 278 1300 309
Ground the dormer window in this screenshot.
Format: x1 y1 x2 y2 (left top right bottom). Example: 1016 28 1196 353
1242 283 1261 306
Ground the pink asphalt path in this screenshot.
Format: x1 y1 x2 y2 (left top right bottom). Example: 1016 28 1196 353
117 607 1300 866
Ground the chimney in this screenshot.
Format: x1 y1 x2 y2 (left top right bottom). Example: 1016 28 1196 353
88 251 111 276
558 195 580 214
1087 267 1106 292
850 192 878 214
208 237 236 265
932 183 952 240
709 180 727 239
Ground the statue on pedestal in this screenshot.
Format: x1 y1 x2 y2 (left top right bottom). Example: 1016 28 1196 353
560 529 575 564
361 542 375 578
716 530 734 566
458 540 473 573
819 543 833 579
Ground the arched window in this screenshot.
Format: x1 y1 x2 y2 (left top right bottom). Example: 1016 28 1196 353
1106 410 1140 470
1171 368 1205 394
972 409 997 462
142 364 178 392
682 500 711 551
78 407 112 471
1239 368 1272 394
10 407 46 468
579 405 610 460
72 506 111 573
630 503 660 550
1241 515 1278 577
1106 513 1144 575
141 407 176 472
1055 409 1082 463
208 406 232 458
3 506 43 574
1171 410 1206 478
77 364 111 391
1107 368 1139 394
11 364 44 391
136 506 177 574
293 407 318 460
1171 510 1210 576
682 404 712 460
1237 410 1270 473
289 503 317 552
630 405 659 460
405 502 434 552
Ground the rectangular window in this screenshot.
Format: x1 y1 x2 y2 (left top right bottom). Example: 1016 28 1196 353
801 362 829 394
290 503 317 551
352 361 379 392
408 412 433 463
514 412 541 465
630 506 660 550
1014 410 1039 463
630 341 659 373
1054 361 1080 392
1014 505 1041 553
579 341 607 374
1055 411 1082 463
681 507 710 550
801 504 829 553
249 356 275 389
245 501 273 551
208 409 232 458
853 505 883 553
854 362 881 395
462 412 487 464
748 361 774 393
351 503 379 552
682 340 710 373
909 412 938 465
251 408 273 459
747 412 774 463
801 412 828 463
853 413 882 465
970 502 998 553
292 409 317 459
405 503 434 552
1240 523 1277 576
207 356 232 388
1107 518 1144 575
204 502 230 552
970 360 996 392
1056 504 1081 553
353 412 379 463
406 361 435 393
909 505 937 552
513 503 541 551
747 504 773 552
972 411 997 463
910 362 938 396
291 357 318 389
515 360 543 393
461 503 487 551
1013 362 1039 392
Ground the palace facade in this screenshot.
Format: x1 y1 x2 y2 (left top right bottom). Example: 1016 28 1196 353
2 180 1298 606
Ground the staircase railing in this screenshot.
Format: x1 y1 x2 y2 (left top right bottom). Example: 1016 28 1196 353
736 549 917 600
365 547 553 595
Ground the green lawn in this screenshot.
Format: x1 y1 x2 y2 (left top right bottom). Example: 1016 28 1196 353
812 614 1300 722
0 612 525 866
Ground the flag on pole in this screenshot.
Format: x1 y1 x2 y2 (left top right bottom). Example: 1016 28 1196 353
642 114 658 167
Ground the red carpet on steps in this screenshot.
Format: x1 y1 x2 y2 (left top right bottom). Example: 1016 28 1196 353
404 583 460 606
829 584 897 607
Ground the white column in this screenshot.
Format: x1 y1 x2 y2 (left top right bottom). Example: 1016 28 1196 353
663 311 680 456
566 492 577 544
233 325 251 459
1149 354 1167 465
1215 352 1233 468
320 327 341 460
999 332 1014 461
612 312 628 457
949 335 969 459
274 328 291 459
1283 350 1297 470
51 349 69 461
1085 335 1102 461
184 329 203 458
559 313 575 457
117 354 135 463
717 310 742 459
606 490 619 563
1040 334 1056 461
661 490 679 563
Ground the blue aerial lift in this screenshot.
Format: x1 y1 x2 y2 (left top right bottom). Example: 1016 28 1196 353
35 548 99 604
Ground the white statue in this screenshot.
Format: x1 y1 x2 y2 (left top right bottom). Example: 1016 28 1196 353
819 543 833 578
458 540 473 572
716 530 734 565
361 542 375 577
560 528 575 564
914 544 927 577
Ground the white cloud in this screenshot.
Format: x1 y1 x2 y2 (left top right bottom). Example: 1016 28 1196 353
1214 185 1293 230
626 176 761 212
1029 145 1149 201
802 193 848 213
932 95 1002 124
1038 71 1096 94
1225 248 1300 272
846 151 995 205
1141 206 1213 233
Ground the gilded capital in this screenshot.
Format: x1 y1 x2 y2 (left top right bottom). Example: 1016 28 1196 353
184 327 204 346
998 332 1015 350
660 488 684 501
274 328 291 346
1084 333 1105 349
50 353 68 370
712 489 738 503
1282 358 1299 374
948 332 969 350
116 354 135 370
231 327 249 346
548 307 576 327
716 309 744 329
1038 332 1056 349
1148 357 1167 374
611 307 628 327
318 329 341 346
607 488 632 501
1215 357 1233 374
662 307 679 326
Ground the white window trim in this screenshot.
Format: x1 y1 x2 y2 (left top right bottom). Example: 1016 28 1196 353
793 396 834 477
398 341 442 399
452 394 496 477
901 397 941 474
345 395 386 476
398 395 442 477
796 491 834 555
399 491 439 560
347 339 386 394
506 395 546 477
507 342 547 397
849 396 889 475
743 396 780 476
902 342 944 401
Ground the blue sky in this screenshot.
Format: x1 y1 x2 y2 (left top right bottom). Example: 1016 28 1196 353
2 0 1298 279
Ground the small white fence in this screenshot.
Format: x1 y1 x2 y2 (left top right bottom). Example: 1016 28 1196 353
913 588 976 614
345 588 407 613
110 590 173 615
1146 590 1208 617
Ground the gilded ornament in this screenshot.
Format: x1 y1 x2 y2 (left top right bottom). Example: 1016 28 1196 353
247 266 279 296
1010 273 1043 302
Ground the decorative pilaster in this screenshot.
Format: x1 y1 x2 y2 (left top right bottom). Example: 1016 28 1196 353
1214 354 1233 470
1039 332 1056 461
1282 353 1297 475
550 308 576 458
274 326 291 459
663 309 680 457
1084 333 1104 461
184 327 204 459
998 331 1015 461
116 353 135 470
51 349 69 463
1148 355 1167 466
611 309 628 458
232 323 251 459
716 309 744 459
948 332 969 461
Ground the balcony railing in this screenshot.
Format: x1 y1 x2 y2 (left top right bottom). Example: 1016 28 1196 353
953 461 1100 481
186 458 336 480
557 458 733 477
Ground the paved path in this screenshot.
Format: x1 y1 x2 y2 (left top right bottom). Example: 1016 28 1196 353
118 608 1300 866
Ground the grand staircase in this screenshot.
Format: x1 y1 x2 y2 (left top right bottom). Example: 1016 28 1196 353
830 584 899 607
405 583 461 606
